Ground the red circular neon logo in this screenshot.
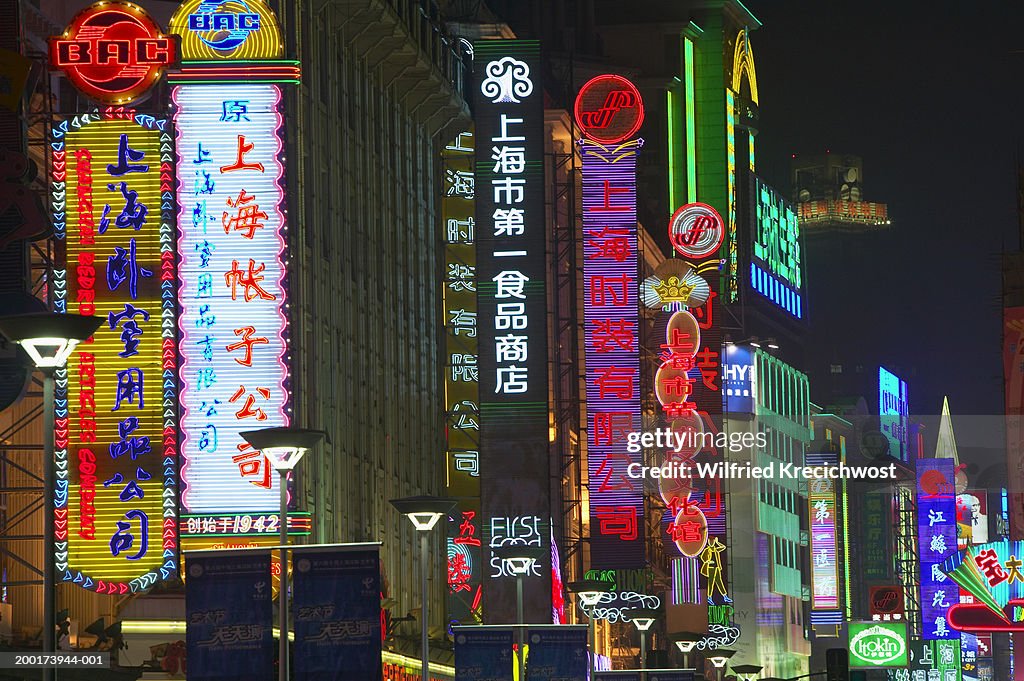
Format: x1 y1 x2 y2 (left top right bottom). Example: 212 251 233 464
49 2 175 105
668 202 725 259
574 74 644 144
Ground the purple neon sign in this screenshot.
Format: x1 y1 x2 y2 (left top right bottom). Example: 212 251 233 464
580 137 644 568
917 458 960 641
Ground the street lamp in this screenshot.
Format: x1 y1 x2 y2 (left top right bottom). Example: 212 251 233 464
0 312 102 681
707 648 736 681
390 495 457 681
240 426 327 681
731 663 763 681
625 607 658 674
671 631 701 669
494 545 544 681
568 579 613 677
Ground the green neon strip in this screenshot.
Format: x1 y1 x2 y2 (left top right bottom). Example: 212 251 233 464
748 134 755 172
667 90 678 209
684 38 697 203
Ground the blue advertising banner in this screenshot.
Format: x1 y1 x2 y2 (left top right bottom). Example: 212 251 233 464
186 551 273 681
595 673 642 681
293 547 381 681
526 627 587 681
916 459 959 641
455 627 514 681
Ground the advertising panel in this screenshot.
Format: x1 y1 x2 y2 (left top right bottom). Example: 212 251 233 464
750 177 803 319
917 459 960 640
808 452 839 610
880 366 909 463
52 110 178 593
473 39 551 623
454 627 514 681
525 626 588 681
848 621 908 668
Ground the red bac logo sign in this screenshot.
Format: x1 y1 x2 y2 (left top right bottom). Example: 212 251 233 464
49 1 175 105
574 74 644 144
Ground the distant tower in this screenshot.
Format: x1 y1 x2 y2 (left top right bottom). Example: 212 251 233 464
792 153 890 234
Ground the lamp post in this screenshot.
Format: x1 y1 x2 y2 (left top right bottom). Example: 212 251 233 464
671 631 701 670
390 495 457 681
240 427 327 681
707 648 736 681
568 579 613 678
494 545 545 681
0 312 102 681
731 663 763 681
624 607 658 676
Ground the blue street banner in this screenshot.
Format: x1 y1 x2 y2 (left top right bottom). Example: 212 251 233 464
648 672 695 681
526 626 588 681
455 627 514 681
185 550 273 681
595 672 642 681
293 546 382 681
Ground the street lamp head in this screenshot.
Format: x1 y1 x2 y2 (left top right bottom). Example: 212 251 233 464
567 579 614 607
0 312 103 369
389 495 457 532
240 427 328 471
624 607 659 632
731 663 763 680
493 545 545 576
708 648 737 668
671 631 702 653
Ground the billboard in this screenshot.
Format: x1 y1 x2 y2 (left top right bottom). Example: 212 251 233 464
880 366 909 462
807 452 839 610
848 622 908 668
474 39 551 623
917 459 960 640
579 80 644 567
722 343 755 414
51 110 179 593
750 178 803 319
442 129 483 624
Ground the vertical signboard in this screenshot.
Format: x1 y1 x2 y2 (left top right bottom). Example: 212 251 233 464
918 459 960 640
750 178 802 318
807 452 839 610
186 550 273 681
442 129 483 624
168 0 298 542
577 73 644 568
474 40 551 623
51 110 179 593
1005 307 1024 539
862 490 892 581
292 547 382 681
880 366 909 463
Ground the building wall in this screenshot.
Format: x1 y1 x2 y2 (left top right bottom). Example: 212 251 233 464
279 0 469 657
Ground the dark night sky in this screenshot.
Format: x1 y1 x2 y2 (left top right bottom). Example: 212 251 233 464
744 0 1024 415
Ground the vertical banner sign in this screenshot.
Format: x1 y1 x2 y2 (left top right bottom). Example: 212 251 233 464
863 491 892 581
578 126 644 567
168 0 298 537
918 459 960 640
474 40 552 623
455 627 514 681
1005 307 1024 540
442 129 484 624
575 74 646 569
807 452 839 610
292 547 382 681
51 110 179 594
186 550 273 681
526 626 588 681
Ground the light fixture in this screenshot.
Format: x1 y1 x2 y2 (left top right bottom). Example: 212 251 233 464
568 579 613 606
493 545 544 576
390 496 457 532
239 426 328 472
732 663 763 680
708 648 736 668
0 312 103 368
766 338 779 350
748 338 761 348
671 631 702 654
625 607 658 632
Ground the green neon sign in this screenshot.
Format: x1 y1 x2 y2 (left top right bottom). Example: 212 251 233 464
848 622 908 668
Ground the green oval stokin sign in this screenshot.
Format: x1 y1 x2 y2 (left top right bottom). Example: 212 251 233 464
849 622 908 667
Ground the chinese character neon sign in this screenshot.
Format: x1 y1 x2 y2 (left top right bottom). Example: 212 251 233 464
51 110 179 593
917 459 959 640
49 2 175 105
174 84 289 517
808 453 839 610
574 74 644 145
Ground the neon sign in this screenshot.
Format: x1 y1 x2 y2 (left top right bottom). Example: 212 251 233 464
49 2 174 105
808 453 839 610
751 178 802 318
169 0 284 61
668 202 724 259
579 133 644 568
880 367 909 462
917 459 959 640
574 74 644 145
52 110 178 593
848 622 908 668
174 84 289 519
